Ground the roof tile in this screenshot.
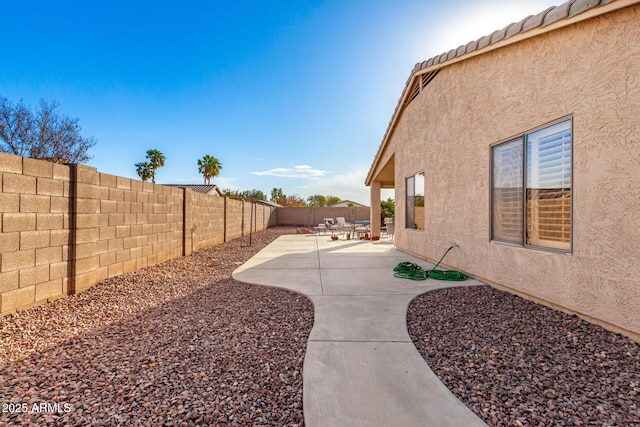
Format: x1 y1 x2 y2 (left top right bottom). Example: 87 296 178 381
543 2 572 26
506 16 530 38
165 184 222 195
522 7 555 32
500 22 516 39
569 0 601 18
455 45 466 57
490 26 508 44
477 32 494 50
465 39 479 53
446 48 457 60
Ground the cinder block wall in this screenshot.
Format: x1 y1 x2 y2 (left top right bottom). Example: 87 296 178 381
248 203 274 233
0 154 72 313
0 153 276 315
72 166 185 293
276 206 370 227
186 190 226 253
225 198 244 241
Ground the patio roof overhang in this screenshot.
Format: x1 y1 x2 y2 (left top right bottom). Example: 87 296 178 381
372 154 395 189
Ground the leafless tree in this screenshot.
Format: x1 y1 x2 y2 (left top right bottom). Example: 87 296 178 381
0 96 96 163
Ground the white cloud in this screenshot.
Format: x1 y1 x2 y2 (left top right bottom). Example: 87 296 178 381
293 166 374 205
251 164 327 179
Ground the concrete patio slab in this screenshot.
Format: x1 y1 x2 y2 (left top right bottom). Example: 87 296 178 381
308 294 415 342
232 234 487 427
246 249 317 259
317 241 399 254
233 266 324 296
318 254 410 270
304 341 485 427
240 254 320 270
319 269 437 296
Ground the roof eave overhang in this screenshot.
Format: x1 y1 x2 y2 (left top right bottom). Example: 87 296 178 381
365 0 639 186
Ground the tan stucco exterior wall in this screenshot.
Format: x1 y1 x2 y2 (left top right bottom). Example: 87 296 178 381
372 5 640 338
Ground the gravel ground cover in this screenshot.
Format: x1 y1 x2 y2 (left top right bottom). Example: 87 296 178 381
408 285 640 426
0 227 313 426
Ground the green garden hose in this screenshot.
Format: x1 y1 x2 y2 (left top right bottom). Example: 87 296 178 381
393 245 468 281
393 262 429 280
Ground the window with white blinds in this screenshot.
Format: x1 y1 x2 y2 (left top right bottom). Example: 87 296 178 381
525 120 572 250
491 138 523 244
491 118 572 251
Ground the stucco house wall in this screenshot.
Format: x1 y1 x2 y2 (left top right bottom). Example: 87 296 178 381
370 3 640 339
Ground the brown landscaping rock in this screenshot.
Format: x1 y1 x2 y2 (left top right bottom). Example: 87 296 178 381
0 227 312 426
407 286 640 426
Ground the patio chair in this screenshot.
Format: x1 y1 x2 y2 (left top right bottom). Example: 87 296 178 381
324 218 343 234
385 221 394 238
313 224 328 234
335 217 354 233
382 218 394 237
351 219 369 239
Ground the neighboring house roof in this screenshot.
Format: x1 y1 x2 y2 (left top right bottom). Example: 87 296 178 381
165 184 224 196
366 0 638 185
256 199 280 208
327 200 368 208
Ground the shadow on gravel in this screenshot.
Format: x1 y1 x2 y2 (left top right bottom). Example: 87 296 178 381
408 286 640 426
0 229 313 426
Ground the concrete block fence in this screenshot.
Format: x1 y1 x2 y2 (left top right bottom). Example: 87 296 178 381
276 206 370 227
0 153 274 315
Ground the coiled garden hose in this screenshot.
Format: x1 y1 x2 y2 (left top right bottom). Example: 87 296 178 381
393 245 468 281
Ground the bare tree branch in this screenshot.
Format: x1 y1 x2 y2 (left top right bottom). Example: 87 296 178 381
0 96 95 163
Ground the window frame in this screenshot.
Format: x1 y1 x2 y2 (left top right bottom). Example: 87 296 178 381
490 117 574 253
490 137 523 245
405 171 425 230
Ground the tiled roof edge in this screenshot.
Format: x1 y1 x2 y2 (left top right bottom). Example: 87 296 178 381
366 0 637 185
420 0 614 76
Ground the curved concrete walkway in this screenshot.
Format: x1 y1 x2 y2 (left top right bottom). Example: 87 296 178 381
233 234 487 427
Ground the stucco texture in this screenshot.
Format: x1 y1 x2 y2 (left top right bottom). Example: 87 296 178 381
373 5 640 338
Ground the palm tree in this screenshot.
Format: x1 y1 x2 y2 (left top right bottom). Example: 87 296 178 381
197 155 222 185
145 149 165 183
270 187 284 203
135 162 153 182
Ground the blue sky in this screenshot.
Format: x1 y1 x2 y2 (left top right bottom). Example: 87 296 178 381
1 0 558 204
